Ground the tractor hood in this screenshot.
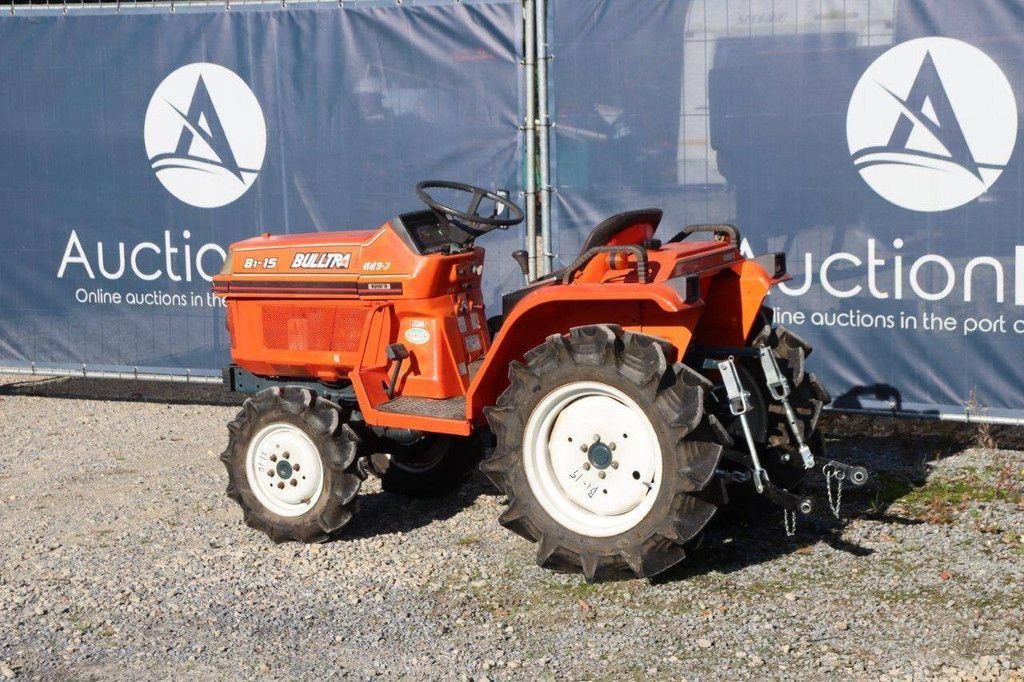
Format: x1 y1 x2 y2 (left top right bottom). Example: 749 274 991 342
223 229 380 275
212 220 485 300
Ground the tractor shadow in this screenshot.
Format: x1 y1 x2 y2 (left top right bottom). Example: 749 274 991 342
654 412 1010 584
0 376 241 406
336 470 501 541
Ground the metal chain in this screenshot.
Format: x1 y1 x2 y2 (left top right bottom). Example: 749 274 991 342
783 509 796 537
824 466 843 519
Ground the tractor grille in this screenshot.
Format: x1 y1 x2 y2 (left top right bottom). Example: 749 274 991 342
261 304 367 352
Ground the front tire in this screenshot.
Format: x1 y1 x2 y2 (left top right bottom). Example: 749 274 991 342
483 325 725 581
221 386 362 543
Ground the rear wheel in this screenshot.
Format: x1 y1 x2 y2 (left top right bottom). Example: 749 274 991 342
221 387 362 543
743 312 832 490
371 435 481 497
483 325 725 581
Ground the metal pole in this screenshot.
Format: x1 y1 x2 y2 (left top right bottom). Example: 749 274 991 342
535 0 552 276
523 0 538 279
828 406 1024 427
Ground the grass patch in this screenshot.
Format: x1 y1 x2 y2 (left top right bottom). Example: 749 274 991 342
68 616 90 633
455 536 479 546
869 463 1022 524
540 578 600 601
893 471 1021 524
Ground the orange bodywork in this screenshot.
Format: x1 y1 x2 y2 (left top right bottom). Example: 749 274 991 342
214 214 785 436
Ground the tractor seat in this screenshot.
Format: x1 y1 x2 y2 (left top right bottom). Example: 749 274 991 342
574 207 663 256
500 208 663 319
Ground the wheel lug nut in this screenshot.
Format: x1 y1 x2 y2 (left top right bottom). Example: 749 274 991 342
293 463 300 472
580 444 588 452
283 452 290 460
290 479 298 487
593 434 601 443
583 462 591 471
266 469 274 477
270 454 277 462
598 471 606 479
609 442 616 451
277 481 285 489
611 461 619 469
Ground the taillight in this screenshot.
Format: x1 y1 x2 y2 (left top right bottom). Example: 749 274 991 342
685 275 701 303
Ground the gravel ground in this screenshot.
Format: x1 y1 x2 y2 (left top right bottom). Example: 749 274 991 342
1 374 1022 681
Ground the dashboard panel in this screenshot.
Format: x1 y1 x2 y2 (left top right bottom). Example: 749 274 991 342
396 210 454 254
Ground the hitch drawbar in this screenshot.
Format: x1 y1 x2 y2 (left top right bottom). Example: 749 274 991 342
763 479 814 515
819 459 869 487
716 355 870 521
716 468 815 515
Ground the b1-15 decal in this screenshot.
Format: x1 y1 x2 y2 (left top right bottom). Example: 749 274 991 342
291 252 353 269
242 257 278 269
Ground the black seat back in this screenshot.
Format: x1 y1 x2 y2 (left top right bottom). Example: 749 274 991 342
577 208 663 254
499 208 664 321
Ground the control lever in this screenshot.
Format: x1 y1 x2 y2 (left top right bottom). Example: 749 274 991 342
757 346 815 469
717 357 768 493
384 343 410 399
511 250 531 285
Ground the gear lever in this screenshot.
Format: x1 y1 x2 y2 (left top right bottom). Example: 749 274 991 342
511 250 530 285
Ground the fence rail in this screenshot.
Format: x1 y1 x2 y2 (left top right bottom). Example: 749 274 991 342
6 0 455 13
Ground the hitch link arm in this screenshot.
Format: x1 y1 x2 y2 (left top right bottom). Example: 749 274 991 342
715 469 814 515
756 346 815 469
717 357 768 494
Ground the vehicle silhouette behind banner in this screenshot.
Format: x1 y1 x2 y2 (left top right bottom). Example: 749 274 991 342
548 0 1024 420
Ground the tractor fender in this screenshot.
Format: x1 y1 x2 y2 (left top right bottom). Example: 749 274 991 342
466 281 703 421
693 257 778 348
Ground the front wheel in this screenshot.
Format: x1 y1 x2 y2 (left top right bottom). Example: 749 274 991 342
221 387 362 543
483 325 725 581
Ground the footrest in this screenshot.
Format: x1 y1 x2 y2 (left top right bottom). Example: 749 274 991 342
377 395 466 421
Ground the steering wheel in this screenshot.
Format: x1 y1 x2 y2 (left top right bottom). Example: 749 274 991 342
416 180 524 235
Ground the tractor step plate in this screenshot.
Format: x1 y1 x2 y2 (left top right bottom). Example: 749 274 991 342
378 394 467 420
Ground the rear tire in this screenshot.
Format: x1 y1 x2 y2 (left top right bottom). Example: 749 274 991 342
483 325 725 581
746 312 832 490
221 386 362 543
372 435 481 497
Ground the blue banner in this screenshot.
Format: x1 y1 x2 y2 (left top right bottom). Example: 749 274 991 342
549 0 1024 419
0 1 523 375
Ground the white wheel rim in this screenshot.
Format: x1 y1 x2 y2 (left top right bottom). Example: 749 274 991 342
523 381 663 538
245 422 325 518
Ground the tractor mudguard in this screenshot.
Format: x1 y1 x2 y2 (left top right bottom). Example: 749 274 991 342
692 257 784 348
466 280 704 421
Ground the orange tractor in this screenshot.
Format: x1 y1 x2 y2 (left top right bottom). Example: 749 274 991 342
213 181 865 580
